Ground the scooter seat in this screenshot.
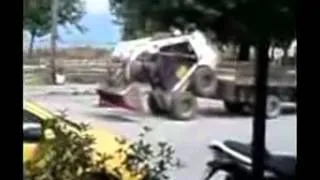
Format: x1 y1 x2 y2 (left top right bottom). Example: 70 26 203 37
224 140 271 158
223 140 296 178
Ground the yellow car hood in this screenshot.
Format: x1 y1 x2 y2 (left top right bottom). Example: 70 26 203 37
25 100 144 180
87 128 125 155
87 128 144 180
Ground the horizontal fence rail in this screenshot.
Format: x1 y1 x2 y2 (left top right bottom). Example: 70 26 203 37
24 59 111 84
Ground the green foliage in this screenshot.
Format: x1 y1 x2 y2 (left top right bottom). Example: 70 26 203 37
24 0 86 39
24 0 51 38
109 0 183 39
109 0 295 45
115 126 183 180
24 115 182 180
24 118 109 180
24 0 86 58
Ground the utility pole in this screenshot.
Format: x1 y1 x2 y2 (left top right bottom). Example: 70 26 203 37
252 36 270 180
50 0 58 84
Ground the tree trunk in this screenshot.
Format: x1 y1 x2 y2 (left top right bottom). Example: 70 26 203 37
28 32 35 59
238 42 250 61
50 0 58 84
252 37 270 180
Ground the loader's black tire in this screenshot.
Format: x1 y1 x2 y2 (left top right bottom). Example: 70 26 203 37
147 92 165 115
266 94 281 119
224 101 244 114
170 92 197 120
192 66 218 97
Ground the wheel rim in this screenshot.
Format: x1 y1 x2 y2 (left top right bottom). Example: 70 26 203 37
177 97 194 119
267 96 280 117
267 101 278 112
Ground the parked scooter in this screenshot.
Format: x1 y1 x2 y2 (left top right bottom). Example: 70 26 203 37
204 140 296 180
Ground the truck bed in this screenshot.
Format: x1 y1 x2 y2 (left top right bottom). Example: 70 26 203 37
216 61 296 87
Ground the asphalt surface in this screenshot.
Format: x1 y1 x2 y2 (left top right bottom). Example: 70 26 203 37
24 85 297 180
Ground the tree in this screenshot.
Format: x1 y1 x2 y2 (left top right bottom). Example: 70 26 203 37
110 0 295 61
109 0 191 39
23 0 86 58
24 0 50 58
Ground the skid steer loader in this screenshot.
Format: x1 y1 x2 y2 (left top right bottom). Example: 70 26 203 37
97 29 222 120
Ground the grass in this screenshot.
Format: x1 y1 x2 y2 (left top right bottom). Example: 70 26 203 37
24 74 48 85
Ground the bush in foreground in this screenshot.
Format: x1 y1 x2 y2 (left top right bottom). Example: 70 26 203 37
24 115 182 180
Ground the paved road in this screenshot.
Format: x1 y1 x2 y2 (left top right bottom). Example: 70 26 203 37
24 86 296 180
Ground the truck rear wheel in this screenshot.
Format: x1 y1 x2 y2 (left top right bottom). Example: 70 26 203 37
266 94 281 119
224 101 244 114
170 92 197 120
242 94 281 119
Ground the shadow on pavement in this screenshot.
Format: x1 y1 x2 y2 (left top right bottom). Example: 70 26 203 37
197 106 296 118
281 106 297 114
197 107 247 118
89 104 296 122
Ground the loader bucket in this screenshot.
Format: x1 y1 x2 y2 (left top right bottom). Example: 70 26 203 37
97 84 146 112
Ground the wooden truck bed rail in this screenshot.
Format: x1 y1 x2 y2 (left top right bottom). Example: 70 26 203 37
216 61 296 87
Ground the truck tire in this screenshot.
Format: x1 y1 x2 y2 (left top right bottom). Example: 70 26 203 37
224 101 244 114
242 94 281 119
192 66 218 97
170 92 197 120
266 94 281 119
